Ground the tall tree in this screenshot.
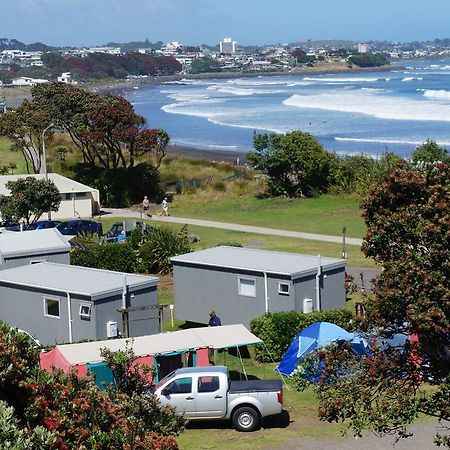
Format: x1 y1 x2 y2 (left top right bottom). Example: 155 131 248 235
31 82 169 170
293 161 450 446
0 177 60 224
0 100 53 174
248 131 336 198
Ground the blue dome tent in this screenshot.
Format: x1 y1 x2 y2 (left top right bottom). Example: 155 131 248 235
275 321 369 377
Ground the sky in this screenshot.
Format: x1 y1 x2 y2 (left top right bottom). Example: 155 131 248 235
1 0 449 47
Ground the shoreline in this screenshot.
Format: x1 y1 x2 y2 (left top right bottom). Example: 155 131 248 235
166 143 245 163
93 62 406 96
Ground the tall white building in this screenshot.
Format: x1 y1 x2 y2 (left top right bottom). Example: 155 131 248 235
358 43 369 53
220 37 236 54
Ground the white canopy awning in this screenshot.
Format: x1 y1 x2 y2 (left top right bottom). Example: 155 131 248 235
49 324 262 366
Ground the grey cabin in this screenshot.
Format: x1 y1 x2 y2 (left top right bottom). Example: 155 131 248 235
171 246 346 327
0 229 70 270
0 262 159 345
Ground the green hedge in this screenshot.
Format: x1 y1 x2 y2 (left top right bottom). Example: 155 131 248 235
250 309 354 362
70 243 138 273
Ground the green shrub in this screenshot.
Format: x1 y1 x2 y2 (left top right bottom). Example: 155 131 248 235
70 243 138 273
250 309 354 362
138 225 191 274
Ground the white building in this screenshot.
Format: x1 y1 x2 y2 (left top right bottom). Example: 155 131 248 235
161 41 183 56
0 174 100 221
220 37 236 54
358 43 369 53
57 72 77 84
11 77 49 87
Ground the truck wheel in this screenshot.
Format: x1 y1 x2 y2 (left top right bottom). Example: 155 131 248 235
232 406 260 432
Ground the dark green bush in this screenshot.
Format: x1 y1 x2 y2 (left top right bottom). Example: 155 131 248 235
70 243 138 273
73 162 164 207
250 309 354 362
138 225 191 274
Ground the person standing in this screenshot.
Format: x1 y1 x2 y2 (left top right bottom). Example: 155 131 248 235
142 196 150 217
208 310 221 327
161 197 169 216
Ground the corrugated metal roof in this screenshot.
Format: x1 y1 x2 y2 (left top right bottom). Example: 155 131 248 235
0 262 158 298
0 173 97 195
0 229 70 258
171 246 346 277
48 324 262 365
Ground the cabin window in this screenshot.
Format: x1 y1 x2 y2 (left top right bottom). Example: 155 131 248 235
75 192 86 198
79 303 92 320
238 277 256 297
198 376 220 393
44 298 60 318
167 377 192 394
278 282 290 295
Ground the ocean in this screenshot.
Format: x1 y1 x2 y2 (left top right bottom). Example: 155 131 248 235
127 59 450 157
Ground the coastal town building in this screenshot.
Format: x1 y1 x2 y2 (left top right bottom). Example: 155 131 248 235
219 37 237 54
0 262 159 345
358 43 369 53
0 174 100 220
171 246 346 327
0 228 71 270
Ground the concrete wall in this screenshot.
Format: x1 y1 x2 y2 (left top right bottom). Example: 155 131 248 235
1 251 70 270
32 192 100 221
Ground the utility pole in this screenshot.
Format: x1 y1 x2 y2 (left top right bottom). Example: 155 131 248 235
42 123 54 220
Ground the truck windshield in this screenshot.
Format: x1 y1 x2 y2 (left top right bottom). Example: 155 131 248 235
154 370 177 390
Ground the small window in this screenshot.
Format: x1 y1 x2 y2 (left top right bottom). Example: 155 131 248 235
278 282 290 295
198 376 220 393
238 277 256 297
167 377 192 394
75 192 86 198
79 304 92 319
65 193 71 200
44 298 60 318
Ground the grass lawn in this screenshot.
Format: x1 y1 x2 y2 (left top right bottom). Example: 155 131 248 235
0 137 28 174
171 193 366 239
177 351 345 450
98 217 374 268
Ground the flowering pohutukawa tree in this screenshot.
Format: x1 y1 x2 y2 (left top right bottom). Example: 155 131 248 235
0 322 185 450
30 82 169 170
292 161 449 446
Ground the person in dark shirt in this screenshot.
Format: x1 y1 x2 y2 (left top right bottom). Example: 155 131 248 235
208 310 221 327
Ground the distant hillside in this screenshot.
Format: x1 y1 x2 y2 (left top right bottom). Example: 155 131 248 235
0 38 53 52
103 39 164 52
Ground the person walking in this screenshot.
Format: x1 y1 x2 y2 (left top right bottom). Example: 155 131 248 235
161 197 169 216
142 196 150 217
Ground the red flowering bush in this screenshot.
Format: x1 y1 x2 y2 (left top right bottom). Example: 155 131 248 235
0 322 183 449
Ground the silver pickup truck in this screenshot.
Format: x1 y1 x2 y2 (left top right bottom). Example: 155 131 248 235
153 366 283 432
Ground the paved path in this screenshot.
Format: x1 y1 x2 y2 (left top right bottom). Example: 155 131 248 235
269 422 445 450
101 208 363 246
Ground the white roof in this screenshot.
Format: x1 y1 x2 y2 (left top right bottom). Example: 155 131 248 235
0 228 70 258
49 324 262 365
0 262 158 299
0 173 97 195
171 246 346 278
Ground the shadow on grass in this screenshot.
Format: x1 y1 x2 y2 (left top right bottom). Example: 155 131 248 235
186 410 291 431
